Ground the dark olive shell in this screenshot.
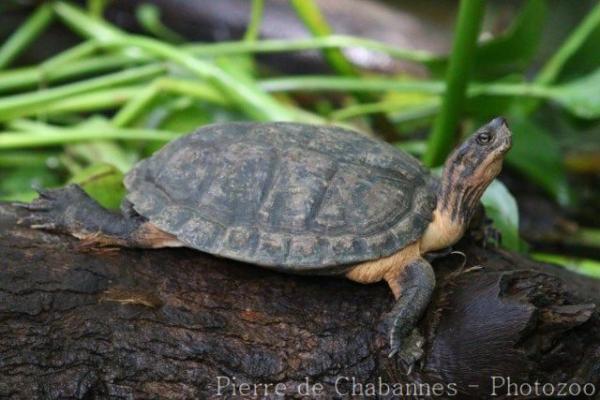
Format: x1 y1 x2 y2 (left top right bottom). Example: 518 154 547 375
124 122 437 271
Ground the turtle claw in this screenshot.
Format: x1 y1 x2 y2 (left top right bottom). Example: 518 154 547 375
387 328 425 375
14 202 34 210
385 305 426 369
18 210 59 231
396 329 425 372
30 222 57 230
424 246 453 262
17 185 89 233
33 185 55 199
16 201 51 212
402 329 425 358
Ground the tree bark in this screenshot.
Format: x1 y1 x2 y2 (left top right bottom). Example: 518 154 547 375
0 203 598 399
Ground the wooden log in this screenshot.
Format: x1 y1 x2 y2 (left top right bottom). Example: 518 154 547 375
0 203 598 399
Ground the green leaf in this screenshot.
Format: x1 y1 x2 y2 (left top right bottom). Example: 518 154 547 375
549 68 600 119
506 118 572 206
67 141 137 173
472 0 546 77
68 163 125 209
0 166 60 202
157 100 214 133
532 253 600 279
481 179 520 251
535 2 600 85
427 0 546 78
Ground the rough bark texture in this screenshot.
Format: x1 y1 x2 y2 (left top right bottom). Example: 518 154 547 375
0 203 599 399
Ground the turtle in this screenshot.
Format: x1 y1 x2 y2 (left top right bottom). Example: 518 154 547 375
18 117 512 367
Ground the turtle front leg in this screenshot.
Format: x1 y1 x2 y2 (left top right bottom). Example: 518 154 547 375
383 257 435 367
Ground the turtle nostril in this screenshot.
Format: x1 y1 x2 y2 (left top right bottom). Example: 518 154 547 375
490 117 507 129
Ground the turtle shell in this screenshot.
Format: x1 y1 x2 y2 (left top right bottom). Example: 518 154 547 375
124 122 437 271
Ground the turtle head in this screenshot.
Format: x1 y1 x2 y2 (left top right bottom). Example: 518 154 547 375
448 117 512 188
439 117 512 223
412 117 512 253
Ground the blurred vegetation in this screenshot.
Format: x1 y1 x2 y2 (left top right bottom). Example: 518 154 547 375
0 0 598 274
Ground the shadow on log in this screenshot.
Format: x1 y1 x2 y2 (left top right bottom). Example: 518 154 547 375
0 203 598 399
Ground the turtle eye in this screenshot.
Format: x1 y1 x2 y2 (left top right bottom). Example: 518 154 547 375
476 131 492 145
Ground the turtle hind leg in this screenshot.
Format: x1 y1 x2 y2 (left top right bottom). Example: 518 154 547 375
16 184 180 249
383 257 436 370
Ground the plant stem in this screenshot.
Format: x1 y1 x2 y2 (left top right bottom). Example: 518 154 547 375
259 75 555 99
110 35 295 120
157 78 229 105
260 76 445 94
186 35 435 63
111 84 160 127
244 0 265 42
42 39 100 68
113 76 230 127
88 0 109 18
0 151 55 167
331 100 439 122
0 54 151 93
0 4 54 69
423 0 485 167
7 119 61 132
53 1 297 121
112 77 231 127
54 1 123 42
136 4 185 43
30 86 142 117
0 127 179 149
0 64 166 121
290 0 357 76
0 34 433 94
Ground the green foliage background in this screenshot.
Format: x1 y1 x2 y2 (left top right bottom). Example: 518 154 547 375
0 0 598 274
